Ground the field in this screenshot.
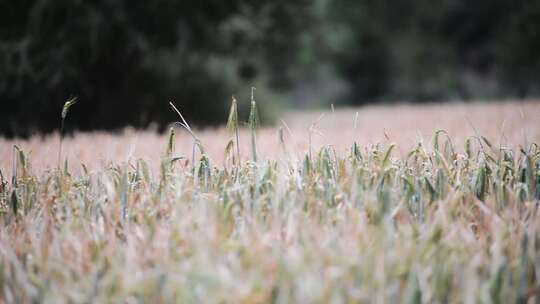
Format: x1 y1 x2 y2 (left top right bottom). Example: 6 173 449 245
1 100 540 303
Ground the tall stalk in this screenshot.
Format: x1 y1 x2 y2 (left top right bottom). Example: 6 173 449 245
248 87 259 163
58 97 77 169
226 96 241 165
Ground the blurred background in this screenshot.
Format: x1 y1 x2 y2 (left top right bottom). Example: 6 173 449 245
1 0 539 137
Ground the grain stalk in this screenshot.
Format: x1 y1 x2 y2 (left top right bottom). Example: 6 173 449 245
10 146 18 217
351 111 361 161
226 96 241 165
248 87 259 163
170 102 204 167
58 97 77 169
167 127 175 157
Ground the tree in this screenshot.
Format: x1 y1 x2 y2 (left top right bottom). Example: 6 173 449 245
0 0 312 136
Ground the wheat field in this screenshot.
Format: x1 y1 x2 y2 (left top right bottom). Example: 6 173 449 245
1 100 540 303
2 100 539 173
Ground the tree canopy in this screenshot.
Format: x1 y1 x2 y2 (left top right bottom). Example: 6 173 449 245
1 0 538 136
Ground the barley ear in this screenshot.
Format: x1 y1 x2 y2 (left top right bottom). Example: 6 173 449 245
226 96 240 163
226 96 239 133
58 96 78 169
61 97 78 120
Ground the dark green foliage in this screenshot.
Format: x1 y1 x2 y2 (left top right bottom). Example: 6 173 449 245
1 0 539 136
0 0 310 136
312 0 540 103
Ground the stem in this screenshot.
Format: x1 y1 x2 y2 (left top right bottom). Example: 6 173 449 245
308 131 312 161
192 138 196 167
170 102 202 168
58 119 65 170
249 87 258 163
235 126 240 165
251 128 257 163
12 146 17 186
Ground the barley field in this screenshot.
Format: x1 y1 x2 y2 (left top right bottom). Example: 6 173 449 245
1 100 540 303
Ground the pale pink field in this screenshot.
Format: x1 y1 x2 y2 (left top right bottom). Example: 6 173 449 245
1 100 539 174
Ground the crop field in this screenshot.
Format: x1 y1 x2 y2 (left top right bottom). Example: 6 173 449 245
1 100 540 303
